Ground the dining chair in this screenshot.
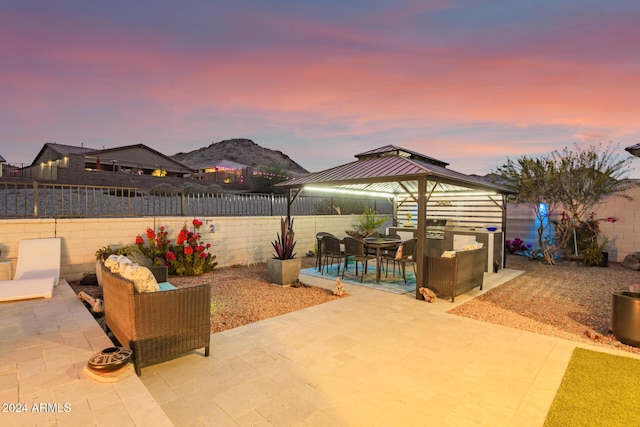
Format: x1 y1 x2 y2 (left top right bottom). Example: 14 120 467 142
342 237 376 283
382 237 417 283
315 232 335 271
321 235 346 276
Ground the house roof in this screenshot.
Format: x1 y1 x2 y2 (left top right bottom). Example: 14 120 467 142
0 154 6 163
30 142 196 173
33 142 96 161
86 144 196 173
276 145 515 195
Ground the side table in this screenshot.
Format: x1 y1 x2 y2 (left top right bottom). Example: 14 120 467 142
0 260 13 280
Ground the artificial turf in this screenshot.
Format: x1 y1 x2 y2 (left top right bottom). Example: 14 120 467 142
544 347 640 426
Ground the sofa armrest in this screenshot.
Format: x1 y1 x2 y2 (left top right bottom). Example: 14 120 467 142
131 284 211 341
426 256 458 297
426 248 486 302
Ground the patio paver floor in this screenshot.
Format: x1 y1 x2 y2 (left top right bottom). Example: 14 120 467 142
1 269 632 426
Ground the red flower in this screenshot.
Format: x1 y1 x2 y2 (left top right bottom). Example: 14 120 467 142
199 252 207 259
607 217 618 223
206 243 211 249
135 235 144 245
165 251 176 261
184 246 194 255
192 218 203 227
146 228 156 239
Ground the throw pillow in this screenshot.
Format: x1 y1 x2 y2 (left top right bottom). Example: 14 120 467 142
120 264 160 293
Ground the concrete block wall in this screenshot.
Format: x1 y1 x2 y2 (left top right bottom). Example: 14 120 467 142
588 185 640 263
0 215 360 282
504 185 640 263
1 189 636 282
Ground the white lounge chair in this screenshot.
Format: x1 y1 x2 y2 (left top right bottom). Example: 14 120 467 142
0 237 61 302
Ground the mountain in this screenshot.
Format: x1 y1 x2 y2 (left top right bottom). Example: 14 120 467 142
172 139 309 176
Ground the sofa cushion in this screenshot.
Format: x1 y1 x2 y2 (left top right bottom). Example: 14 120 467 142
157 282 177 291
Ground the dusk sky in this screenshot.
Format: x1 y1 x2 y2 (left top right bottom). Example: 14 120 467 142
3 1 640 176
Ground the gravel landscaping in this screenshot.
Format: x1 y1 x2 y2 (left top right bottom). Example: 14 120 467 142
72 254 640 355
449 254 640 355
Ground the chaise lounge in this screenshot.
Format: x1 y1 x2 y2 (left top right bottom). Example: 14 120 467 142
0 237 61 302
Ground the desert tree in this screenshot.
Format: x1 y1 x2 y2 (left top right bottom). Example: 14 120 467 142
491 142 636 264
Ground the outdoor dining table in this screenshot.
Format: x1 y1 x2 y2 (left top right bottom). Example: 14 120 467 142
364 236 401 283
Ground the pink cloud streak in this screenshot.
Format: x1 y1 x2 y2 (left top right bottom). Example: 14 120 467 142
2 2 639 175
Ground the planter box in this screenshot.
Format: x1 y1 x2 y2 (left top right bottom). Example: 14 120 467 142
267 258 301 285
96 261 104 286
612 291 640 347
149 266 168 283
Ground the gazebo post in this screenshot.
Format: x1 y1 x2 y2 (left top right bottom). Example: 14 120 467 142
502 194 508 268
286 188 293 226
415 177 427 299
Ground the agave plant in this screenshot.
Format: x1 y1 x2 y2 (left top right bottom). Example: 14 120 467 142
271 217 297 260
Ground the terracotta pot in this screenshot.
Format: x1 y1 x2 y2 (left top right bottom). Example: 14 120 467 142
612 291 640 347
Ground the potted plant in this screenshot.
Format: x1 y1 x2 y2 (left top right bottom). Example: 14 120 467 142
612 284 640 347
135 226 171 282
95 245 132 262
95 245 132 285
165 218 217 277
267 217 301 285
345 206 389 239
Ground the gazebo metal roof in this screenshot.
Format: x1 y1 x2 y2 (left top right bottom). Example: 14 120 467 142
277 145 515 196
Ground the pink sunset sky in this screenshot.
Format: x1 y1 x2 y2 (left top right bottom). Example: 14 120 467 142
2 1 640 176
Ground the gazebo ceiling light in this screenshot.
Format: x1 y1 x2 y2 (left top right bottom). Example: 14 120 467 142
304 186 396 199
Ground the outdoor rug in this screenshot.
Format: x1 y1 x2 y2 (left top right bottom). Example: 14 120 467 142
544 347 640 426
300 262 416 294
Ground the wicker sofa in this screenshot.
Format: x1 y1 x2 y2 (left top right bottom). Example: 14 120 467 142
426 248 486 302
101 263 211 375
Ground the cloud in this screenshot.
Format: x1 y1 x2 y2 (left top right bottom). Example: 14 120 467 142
1 1 639 178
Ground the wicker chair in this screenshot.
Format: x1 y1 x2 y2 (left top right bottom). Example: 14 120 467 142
342 237 375 282
101 264 211 375
315 232 335 271
426 248 486 302
321 235 346 276
381 237 417 283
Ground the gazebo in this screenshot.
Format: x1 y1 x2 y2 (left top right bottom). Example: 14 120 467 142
276 145 516 299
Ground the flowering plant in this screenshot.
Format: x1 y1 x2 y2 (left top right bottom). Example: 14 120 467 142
135 226 171 266
166 218 217 276
505 237 530 254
